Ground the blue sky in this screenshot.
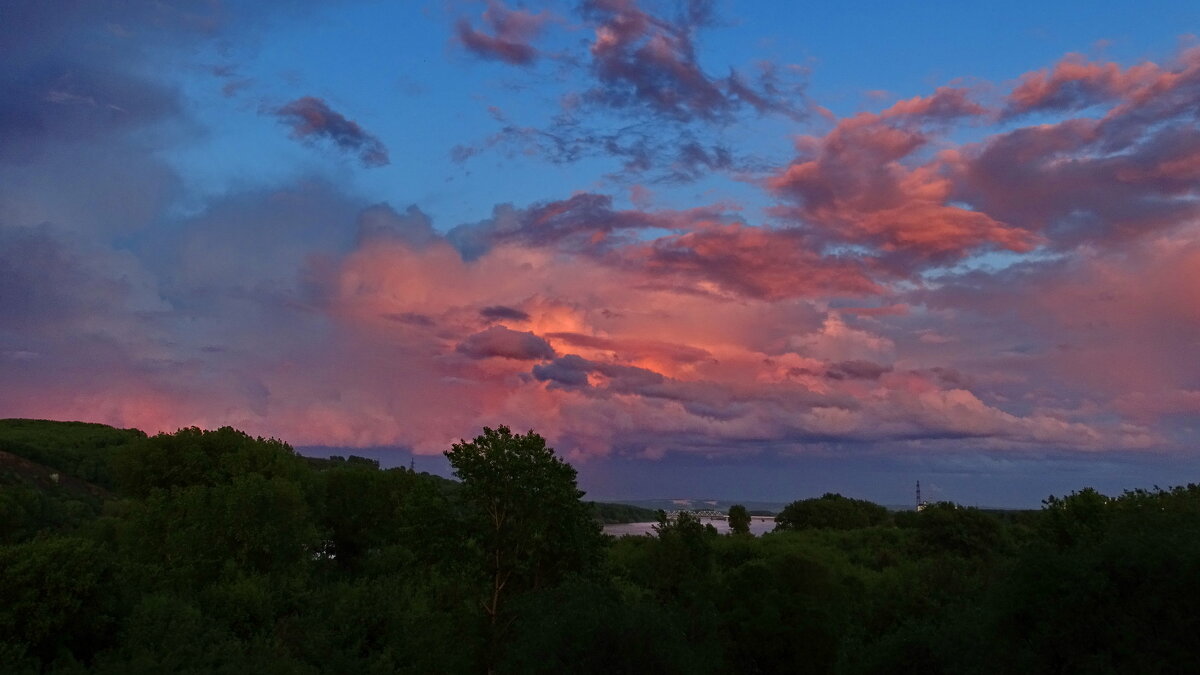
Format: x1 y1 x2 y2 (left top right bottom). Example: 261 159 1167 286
163 0 1200 227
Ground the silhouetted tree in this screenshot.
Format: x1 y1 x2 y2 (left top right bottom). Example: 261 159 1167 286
445 426 603 670
727 504 751 535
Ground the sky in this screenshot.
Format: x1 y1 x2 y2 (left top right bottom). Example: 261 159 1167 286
3 0 1200 507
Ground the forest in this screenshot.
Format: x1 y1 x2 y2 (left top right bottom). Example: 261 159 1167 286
3 418 1200 674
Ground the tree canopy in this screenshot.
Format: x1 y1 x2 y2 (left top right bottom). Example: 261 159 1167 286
774 492 889 531
6 419 1200 673
445 426 603 669
727 504 751 535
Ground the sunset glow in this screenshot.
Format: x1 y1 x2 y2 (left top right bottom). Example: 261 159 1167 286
3 0 1199 505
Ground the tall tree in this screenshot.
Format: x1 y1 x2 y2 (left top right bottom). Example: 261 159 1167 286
445 426 603 668
727 504 751 535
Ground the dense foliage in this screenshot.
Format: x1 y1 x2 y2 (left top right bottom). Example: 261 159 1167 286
4 419 1200 673
589 501 659 524
727 504 751 535
774 493 890 531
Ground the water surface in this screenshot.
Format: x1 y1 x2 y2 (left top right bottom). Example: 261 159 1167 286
604 516 776 537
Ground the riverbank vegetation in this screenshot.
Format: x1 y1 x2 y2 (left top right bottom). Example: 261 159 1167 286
3 419 1200 673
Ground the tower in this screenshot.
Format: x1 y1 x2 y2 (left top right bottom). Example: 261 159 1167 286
915 480 927 512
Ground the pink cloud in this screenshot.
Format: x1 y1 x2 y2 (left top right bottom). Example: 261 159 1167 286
272 97 389 167
9 32 1200 463
629 223 881 299
763 45 1200 271
456 325 556 360
767 89 1039 266
272 206 1154 455
1002 47 1200 118
0 230 1159 460
951 46 1200 249
455 0 548 66
908 223 1200 437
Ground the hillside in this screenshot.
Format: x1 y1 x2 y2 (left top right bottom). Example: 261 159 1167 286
1 419 648 524
0 418 146 489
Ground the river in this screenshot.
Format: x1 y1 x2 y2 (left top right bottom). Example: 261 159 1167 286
603 516 777 537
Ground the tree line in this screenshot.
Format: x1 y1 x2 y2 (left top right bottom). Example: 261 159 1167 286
3 418 1200 673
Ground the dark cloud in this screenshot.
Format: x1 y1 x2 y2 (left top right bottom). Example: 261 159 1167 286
453 0 809 181
0 56 187 234
579 0 804 124
929 367 972 389
447 192 732 259
668 140 734 181
532 354 593 387
383 312 436 326
456 326 556 360
480 305 531 322
273 97 390 168
0 63 181 158
725 62 811 120
581 0 728 122
530 353 857 427
451 108 761 184
826 360 892 380
532 354 666 394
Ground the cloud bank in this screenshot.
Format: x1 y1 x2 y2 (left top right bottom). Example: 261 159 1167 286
1 0 1197 474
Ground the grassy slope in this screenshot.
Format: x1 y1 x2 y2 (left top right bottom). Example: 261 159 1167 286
0 419 146 489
